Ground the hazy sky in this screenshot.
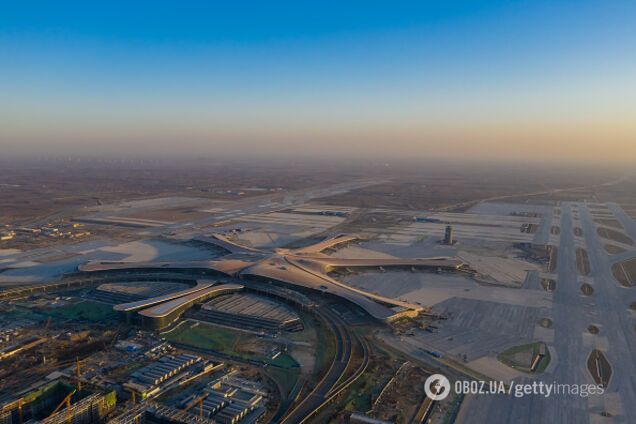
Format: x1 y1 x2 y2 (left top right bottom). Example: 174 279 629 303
1 1 635 164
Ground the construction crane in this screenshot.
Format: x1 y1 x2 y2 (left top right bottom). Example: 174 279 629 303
126 388 137 406
17 399 24 424
1 397 27 424
75 357 82 392
197 396 205 419
176 393 208 420
125 389 141 424
46 389 76 424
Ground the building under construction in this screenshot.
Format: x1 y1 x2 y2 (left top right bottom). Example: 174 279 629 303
41 392 116 424
108 401 215 424
0 380 115 424
124 354 202 398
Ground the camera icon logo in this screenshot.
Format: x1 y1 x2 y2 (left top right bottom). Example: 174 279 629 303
424 373 451 401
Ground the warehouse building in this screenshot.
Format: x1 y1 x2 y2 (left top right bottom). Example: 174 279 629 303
124 354 205 398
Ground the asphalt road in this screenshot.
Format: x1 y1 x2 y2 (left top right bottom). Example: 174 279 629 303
279 306 355 424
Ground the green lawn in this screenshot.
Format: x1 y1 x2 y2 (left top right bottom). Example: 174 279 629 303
534 347 551 373
342 362 393 412
3 307 48 322
266 367 301 398
287 311 317 344
44 301 117 322
164 321 241 353
498 342 551 373
311 318 336 381
164 321 299 368
269 352 298 368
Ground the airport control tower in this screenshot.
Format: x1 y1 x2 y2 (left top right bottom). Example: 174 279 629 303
444 225 454 245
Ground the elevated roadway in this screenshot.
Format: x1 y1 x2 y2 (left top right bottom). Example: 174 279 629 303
280 306 359 424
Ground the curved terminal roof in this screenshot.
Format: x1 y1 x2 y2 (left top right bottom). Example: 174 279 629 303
79 260 219 273
113 281 214 312
240 257 423 321
293 234 360 254
285 257 426 312
309 256 464 270
192 234 262 254
78 233 466 322
79 258 259 276
138 283 243 318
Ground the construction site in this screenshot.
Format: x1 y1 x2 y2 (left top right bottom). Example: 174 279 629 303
0 357 116 424
0 312 275 424
0 279 281 424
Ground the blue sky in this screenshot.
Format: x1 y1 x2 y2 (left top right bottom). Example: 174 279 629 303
1 1 635 162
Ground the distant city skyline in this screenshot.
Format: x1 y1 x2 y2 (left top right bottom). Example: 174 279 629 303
1 1 635 164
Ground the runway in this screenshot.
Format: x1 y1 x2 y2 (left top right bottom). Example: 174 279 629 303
459 202 636 423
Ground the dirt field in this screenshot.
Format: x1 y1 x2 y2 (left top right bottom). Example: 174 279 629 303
612 258 636 287
0 157 352 225
502 176 636 211
318 168 617 211
372 364 432 423
125 206 214 222
597 227 634 246
317 180 537 211
604 244 627 254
